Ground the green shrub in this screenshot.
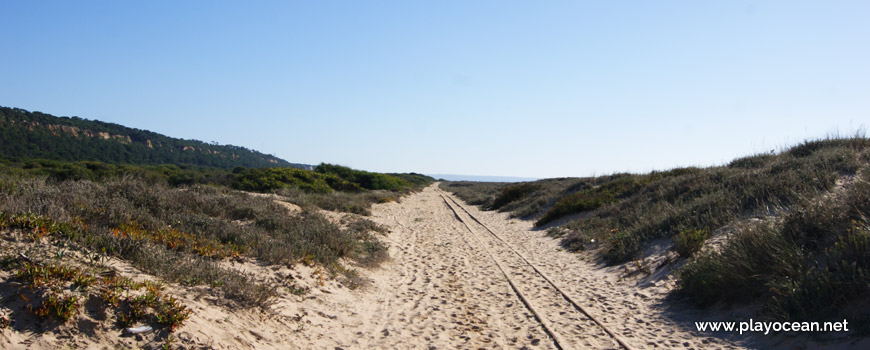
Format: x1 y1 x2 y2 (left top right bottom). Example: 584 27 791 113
679 172 870 323
728 153 776 169
536 174 650 226
603 229 643 262
315 163 413 191
678 222 805 305
388 172 436 188
0 160 234 187
492 183 539 209
232 167 339 193
536 189 614 226
233 164 431 194
674 228 710 258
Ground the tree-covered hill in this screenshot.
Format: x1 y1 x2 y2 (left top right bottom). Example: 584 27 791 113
0 106 309 169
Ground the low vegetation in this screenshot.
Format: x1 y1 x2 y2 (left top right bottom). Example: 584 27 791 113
439 181 507 208
679 171 870 328
232 166 356 193
276 188 399 216
441 136 870 325
232 163 429 195
0 170 415 281
314 163 420 192
233 163 432 215
0 159 234 187
673 228 710 258
491 183 540 210
1 159 432 217
0 158 432 340
5 259 191 332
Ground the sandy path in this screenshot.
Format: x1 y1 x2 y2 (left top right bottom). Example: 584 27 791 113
348 184 553 349
437 189 624 349
432 187 746 350
306 183 747 349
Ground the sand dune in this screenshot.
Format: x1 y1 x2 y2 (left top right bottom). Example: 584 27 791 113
5 184 865 349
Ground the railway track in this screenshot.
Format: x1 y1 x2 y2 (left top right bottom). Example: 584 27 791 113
437 189 633 350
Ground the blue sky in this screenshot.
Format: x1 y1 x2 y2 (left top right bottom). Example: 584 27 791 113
2 1 868 178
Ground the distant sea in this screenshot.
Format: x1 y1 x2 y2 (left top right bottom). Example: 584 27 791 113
427 174 539 183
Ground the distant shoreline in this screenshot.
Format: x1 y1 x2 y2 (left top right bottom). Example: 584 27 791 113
427 174 539 183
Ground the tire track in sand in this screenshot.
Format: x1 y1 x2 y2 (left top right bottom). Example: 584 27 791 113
356 185 554 349
437 189 628 350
